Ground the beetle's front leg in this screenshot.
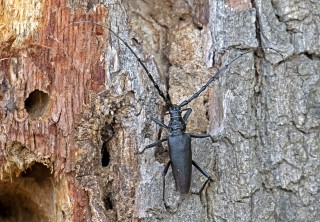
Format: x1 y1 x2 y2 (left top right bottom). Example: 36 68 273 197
182 108 192 122
151 117 170 129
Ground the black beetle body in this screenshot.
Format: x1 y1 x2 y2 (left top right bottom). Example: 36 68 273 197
167 107 192 194
146 105 213 201
168 133 192 194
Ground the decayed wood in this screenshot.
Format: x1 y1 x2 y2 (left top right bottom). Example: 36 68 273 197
0 1 109 221
1 0 319 221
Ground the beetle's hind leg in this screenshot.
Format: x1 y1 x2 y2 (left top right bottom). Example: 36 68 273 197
192 160 213 195
162 161 171 204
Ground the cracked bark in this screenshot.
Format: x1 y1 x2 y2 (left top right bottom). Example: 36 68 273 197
0 0 319 221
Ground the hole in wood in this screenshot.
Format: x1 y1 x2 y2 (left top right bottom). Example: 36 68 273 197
0 142 71 221
0 199 12 219
0 193 42 222
100 124 114 142
0 162 53 222
103 193 113 210
21 162 52 184
0 192 46 222
24 89 50 118
197 26 203 30
101 142 110 167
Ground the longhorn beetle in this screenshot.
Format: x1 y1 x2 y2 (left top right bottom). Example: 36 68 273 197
62 21 256 202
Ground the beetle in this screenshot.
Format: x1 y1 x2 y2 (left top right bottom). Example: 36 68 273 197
136 53 250 201
62 21 253 202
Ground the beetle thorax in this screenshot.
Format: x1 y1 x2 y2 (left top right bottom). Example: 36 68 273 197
168 106 186 134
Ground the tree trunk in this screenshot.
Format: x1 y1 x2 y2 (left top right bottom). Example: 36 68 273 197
0 0 319 221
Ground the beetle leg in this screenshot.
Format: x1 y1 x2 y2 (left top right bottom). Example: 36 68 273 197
162 161 171 202
136 137 168 154
190 133 214 142
151 117 170 129
192 160 213 194
182 108 192 122
192 160 212 180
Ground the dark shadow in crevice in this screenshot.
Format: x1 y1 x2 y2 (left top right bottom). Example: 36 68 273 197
103 193 113 210
21 162 52 184
101 142 110 167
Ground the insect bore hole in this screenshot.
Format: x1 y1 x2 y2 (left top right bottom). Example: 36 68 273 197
0 199 12 219
103 193 113 210
101 142 110 167
0 192 43 221
196 25 203 31
21 162 52 184
24 89 50 118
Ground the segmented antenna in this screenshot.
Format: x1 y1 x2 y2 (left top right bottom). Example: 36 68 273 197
61 21 172 107
178 50 253 108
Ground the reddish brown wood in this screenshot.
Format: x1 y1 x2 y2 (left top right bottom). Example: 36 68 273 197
0 1 109 221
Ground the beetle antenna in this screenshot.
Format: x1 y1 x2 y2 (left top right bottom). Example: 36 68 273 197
178 50 253 108
178 47 284 108
60 21 172 107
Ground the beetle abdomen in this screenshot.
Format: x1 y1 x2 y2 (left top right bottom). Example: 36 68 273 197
168 133 192 194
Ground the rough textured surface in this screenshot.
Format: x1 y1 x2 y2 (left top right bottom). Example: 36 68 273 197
0 0 107 221
0 0 319 221
124 0 320 221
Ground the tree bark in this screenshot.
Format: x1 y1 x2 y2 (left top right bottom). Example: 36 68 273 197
0 0 319 221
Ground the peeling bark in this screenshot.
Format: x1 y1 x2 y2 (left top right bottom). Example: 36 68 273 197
0 0 319 221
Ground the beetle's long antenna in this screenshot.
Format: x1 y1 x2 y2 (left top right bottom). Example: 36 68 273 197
60 21 172 107
178 50 253 108
178 46 285 108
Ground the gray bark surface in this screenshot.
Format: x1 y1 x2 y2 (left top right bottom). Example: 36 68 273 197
91 0 319 221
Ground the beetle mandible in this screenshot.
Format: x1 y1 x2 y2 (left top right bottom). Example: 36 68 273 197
63 21 253 202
